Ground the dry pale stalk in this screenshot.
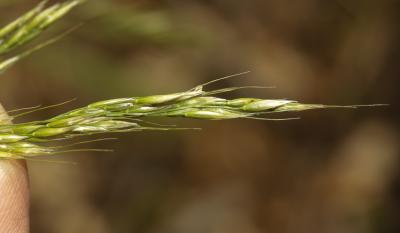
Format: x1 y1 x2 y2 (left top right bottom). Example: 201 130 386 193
0 103 30 233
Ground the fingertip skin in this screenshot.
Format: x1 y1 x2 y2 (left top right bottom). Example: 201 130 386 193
0 104 30 233
0 160 30 233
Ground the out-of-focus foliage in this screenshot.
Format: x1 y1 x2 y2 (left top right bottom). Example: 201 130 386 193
1 0 399 233
0 0 23 8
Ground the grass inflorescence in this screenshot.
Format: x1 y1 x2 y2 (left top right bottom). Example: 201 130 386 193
0 77 384 159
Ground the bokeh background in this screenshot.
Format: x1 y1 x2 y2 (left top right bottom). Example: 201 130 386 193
0 0 399 232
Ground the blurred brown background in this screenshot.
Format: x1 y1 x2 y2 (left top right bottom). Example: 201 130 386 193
0 0 399 232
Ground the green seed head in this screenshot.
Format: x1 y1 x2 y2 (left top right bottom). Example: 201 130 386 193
79 117 108 125
41 1 81 28
47 116 87 128
178 97 226 107
72 126 107 133
0 66 377 158
274 103 325 112
136 89 203 105
88 98 136 108
184 109 243 119
0 134 29 143
0 1 47 40
32 127 71 137
101 103 135 111
91 120 138 130
12 147 52 155
226 98 259 107
7 142 40 148
127 106 158 114
242 100 295 112
4 142 53 155
12 125 44 134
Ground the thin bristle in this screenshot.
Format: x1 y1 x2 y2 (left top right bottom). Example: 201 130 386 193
197 71 251 88
204 86 276 96
12 98 77 118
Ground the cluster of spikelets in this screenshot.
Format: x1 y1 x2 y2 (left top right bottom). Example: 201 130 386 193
0 0 83 73
0 77 368 159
